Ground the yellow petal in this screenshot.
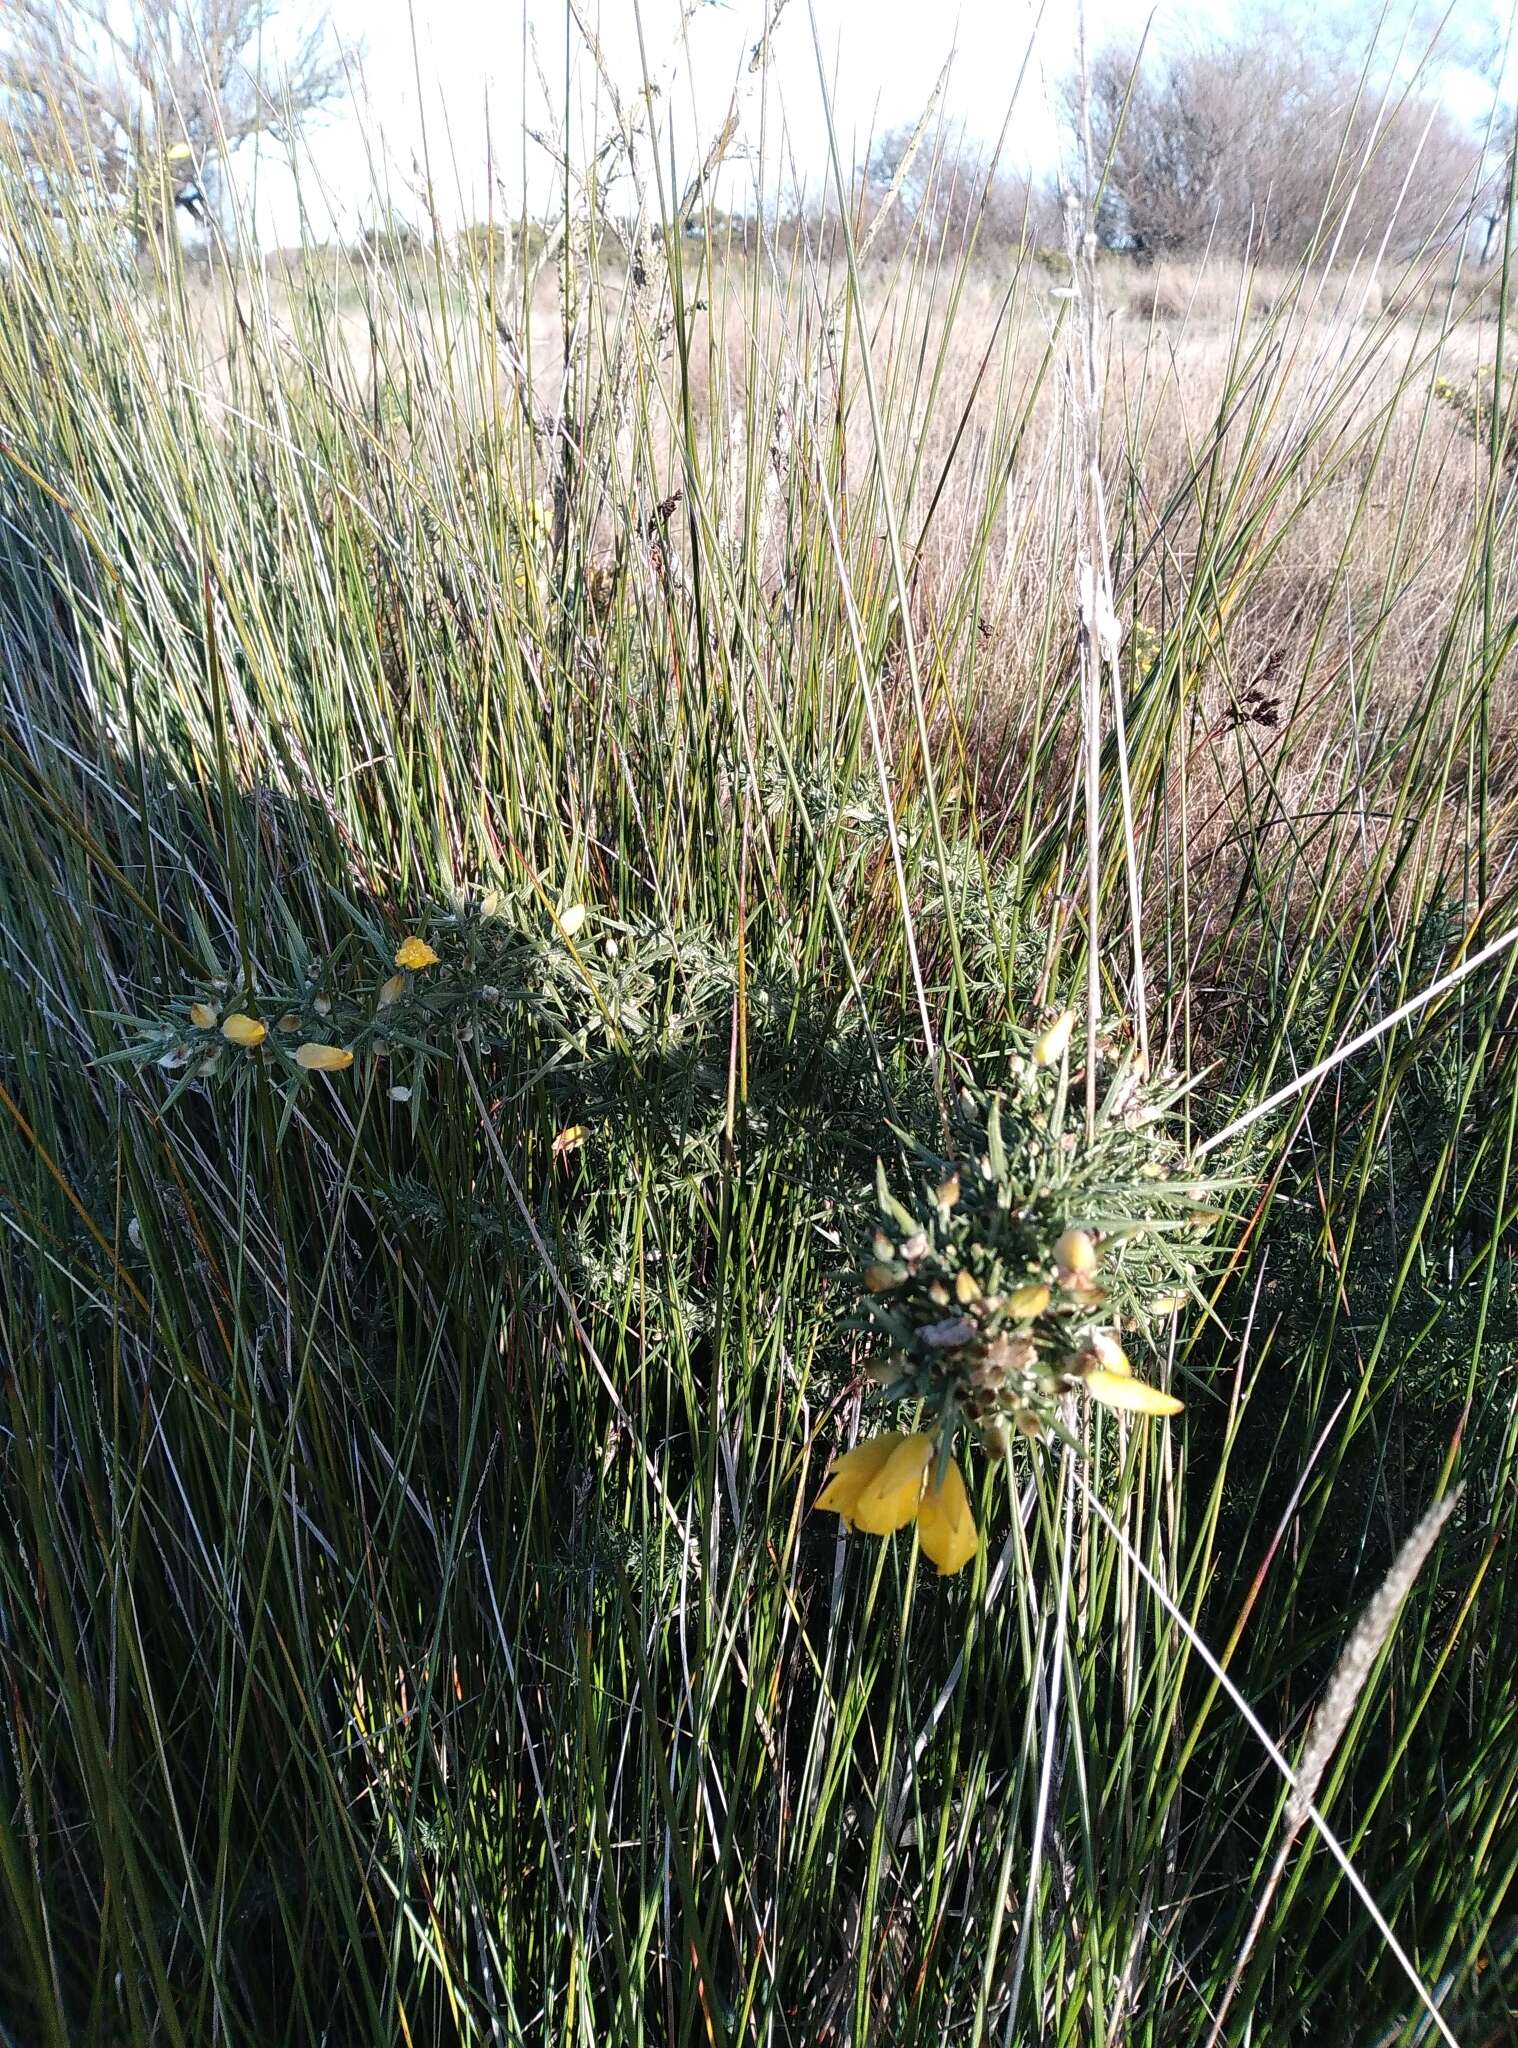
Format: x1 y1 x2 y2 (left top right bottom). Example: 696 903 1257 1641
852 1432 935 1535
1006 1281 1051 1320
1032 1009 1075 1067
916 1460 978 1575
377 973 406 1007
552 1123 588 1158
1084 1369 1182 1418
815 1433 904 1525
189 1001 218 1029
1086 1329 1130 1374
220 1012 266 1048
293 1042 354 1072
395 936 440 970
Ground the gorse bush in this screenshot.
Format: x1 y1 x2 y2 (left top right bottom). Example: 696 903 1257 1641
854 1050 1211 1439
818 1047 1214 1576
0 25 1515 2047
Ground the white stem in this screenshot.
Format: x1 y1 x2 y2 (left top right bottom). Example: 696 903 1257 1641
1198 923 1518 1159
1074 1472 1458 2048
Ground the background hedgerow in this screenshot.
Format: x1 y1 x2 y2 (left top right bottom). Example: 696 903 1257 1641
0 45 1515 2048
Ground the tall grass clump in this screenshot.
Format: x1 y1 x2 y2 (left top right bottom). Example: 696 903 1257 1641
0 31 1515 2048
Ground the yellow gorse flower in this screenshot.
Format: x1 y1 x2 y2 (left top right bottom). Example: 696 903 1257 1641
220 1012 266 1048
815 1431 978 1576
294 1042 354 1072
189 1001 218 1029
1005 1281 1051 1320
1077 1327 1183 1415
394 936 440 971
1031 1009 1075 1067
1083 1368 1182 1417
839 1067 1207 1573
1086 1328 1129 1372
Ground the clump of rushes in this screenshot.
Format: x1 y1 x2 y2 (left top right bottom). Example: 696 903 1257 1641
819 1019 1216 1574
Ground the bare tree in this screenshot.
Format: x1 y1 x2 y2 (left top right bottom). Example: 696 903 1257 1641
1475 105 1515 266
1077 16 1483 262
862 122 1058 256
0 0 347 230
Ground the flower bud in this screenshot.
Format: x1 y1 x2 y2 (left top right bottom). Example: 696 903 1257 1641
1032 1010 1075 1067
1054 1228 1098 1277
1083 1328 1130 1375
1006 1281 1051 1321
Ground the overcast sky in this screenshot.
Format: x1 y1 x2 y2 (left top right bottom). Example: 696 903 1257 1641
237 0 1513 246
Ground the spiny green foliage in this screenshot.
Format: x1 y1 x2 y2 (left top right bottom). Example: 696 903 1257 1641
1435 366 1518 475
0 93 1514 2048
856 1058 1213 1445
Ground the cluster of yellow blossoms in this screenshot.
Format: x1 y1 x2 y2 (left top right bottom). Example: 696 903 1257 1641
816 1293 1182 1579
816 1432 977 1575
183 937 441 1077
815 1014 1206 1577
